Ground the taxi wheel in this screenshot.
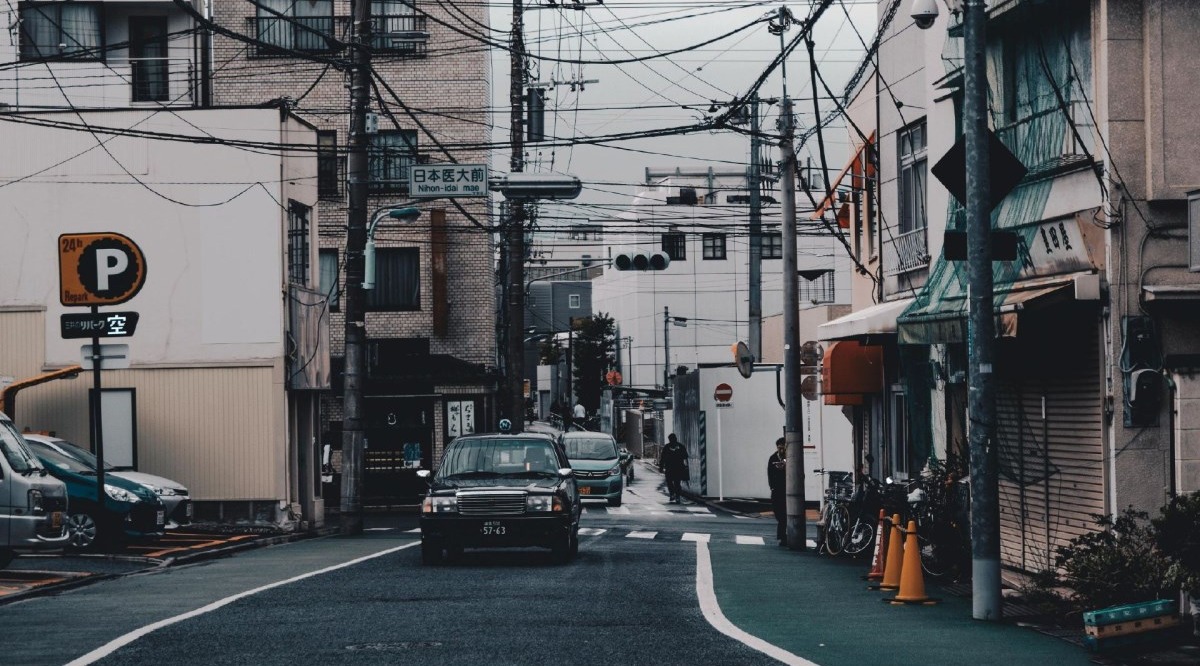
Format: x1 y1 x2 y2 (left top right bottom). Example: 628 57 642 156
420 539 443 565
0 548 14 570
66 511 101 550
552 530 574 564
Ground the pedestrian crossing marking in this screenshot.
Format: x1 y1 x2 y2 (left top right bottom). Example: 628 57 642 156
733 515 751 519
364 528 395 532
626 531 657 539
686 507 711 514
735 535 765 545
578 528 607 536
406 528 421 533
606 506 630 515
681 533 711 543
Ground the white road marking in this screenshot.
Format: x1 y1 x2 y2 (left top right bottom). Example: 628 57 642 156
407 528 422 533
694 541 820 666
686 507 711 513
364 527 395 532
681 532 710 543
626 531 657 539
577 527 607 536
735 535 765 546
606 506 631 515
733 515 752 519
65 541 420 666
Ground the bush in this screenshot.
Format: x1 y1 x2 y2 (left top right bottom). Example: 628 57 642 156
1152 490 1200 594
1054 508 1182 610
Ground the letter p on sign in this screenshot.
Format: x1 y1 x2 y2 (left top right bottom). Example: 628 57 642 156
59 233 147 306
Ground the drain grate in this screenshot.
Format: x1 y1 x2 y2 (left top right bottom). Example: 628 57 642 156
346 642 442 652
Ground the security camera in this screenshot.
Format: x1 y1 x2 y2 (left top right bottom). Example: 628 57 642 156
911 0 939 29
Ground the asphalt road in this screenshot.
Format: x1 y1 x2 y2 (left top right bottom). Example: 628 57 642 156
0 467 795 666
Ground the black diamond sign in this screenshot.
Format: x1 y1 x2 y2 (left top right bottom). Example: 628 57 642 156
931 129 1027 211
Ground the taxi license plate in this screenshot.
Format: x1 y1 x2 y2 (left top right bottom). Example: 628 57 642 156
481 520 506 536
157 510 165 526
51 511 63 528
579 487 591 495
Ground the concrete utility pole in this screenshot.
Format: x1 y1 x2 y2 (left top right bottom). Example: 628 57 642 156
963 0 1001 620
339 0 374 535
505 0 527 432
774 5 806 552
747 94 764 359
663 306 671 391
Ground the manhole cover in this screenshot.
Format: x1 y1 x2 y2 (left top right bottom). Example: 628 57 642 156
346 642 442 652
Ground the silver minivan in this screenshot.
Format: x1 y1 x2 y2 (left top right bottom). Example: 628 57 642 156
1 411 69 568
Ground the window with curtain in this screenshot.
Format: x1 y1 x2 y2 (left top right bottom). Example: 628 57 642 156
19 3 103 60
366 247 420 311
762 232 783 259
255 0 334 53
701 233 726 260
368 130 418 193
897 121 927 235
318 250 339 311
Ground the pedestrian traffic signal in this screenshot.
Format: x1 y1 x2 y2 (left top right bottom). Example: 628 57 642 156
614 251 670 271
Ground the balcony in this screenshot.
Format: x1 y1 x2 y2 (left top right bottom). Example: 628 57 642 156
995 100 1096 180
883 227 930 277
246 15 429 57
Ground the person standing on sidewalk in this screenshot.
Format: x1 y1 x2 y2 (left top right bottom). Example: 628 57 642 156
768 437 787 545
659 433 689 503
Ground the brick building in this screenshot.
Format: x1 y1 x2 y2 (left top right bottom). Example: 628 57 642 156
208 0 497 505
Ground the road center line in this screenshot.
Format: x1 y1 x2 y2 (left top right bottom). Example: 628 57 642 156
694 541 819 666
65 541 420 666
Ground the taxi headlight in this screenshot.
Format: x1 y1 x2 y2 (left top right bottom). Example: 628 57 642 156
526 495 555 512
422 496 458 514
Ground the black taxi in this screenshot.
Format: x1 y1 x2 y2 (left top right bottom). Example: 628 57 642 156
417 430 581 564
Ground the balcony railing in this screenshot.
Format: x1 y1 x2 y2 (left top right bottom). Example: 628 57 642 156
246 15 429 57
883 226 930 277
995 100 1096 179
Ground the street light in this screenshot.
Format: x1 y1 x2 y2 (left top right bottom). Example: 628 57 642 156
363 206 421 290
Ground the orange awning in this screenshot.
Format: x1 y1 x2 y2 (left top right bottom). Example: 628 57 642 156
821 341 883 405
810 131 876 222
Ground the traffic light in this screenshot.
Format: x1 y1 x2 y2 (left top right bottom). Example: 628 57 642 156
614 251 670 271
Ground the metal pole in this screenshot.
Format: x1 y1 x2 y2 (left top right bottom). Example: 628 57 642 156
781 95 806 551
964 0 1001 620
663 306 670 391
505 0 527 433
339 0 373 535
748 94 763 359
89 306 106 522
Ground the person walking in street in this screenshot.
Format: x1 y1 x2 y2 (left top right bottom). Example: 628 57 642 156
768 437 787 546
659 433 689 503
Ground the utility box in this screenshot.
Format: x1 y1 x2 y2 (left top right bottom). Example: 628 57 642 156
672 365 853 501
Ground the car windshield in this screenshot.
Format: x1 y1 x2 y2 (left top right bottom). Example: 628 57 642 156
28 440 95 474
439 438 560 479
563 436 618 461
44 438 114 470
0 421 44 473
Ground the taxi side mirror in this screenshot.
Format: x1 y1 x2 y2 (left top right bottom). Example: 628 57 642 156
557 468 574 478
416 469 431 479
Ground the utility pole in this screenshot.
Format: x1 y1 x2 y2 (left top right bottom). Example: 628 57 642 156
505 0 527 432
747 93 763 359
663 306 671 391
340 0 374 535
963 0 1001 620
773 5 806 551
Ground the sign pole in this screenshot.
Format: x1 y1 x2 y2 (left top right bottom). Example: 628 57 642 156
89 305 106 516
716 405 724 501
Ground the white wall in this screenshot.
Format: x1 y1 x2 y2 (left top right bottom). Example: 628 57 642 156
0 108 306 367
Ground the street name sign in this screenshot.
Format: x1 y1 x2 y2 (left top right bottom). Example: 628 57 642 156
59 233 147 306
61 312 139 339
410 164 488 197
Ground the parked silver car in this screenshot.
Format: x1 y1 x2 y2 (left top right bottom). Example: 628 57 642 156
21 434 192 528
0 412 68 568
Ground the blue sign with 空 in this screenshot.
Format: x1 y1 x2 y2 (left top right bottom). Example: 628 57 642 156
60 312 139 339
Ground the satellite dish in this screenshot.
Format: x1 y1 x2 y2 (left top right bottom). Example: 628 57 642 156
734 340 755 379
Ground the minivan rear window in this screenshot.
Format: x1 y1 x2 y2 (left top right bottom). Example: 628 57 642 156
0 421 44 473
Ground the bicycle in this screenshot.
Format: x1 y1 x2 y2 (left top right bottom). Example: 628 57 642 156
813 469 854 555
902 473 969 578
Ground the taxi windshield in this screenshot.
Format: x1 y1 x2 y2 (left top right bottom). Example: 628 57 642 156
440 438 559 479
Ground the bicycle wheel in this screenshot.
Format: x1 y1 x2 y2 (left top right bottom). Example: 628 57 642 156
823 504 850 556
917 515 955 578
843 516 876 556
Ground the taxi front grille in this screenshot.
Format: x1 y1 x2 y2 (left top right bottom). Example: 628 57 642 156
456 491 527 516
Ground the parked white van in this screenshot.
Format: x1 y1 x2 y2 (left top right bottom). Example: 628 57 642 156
1 411 68 568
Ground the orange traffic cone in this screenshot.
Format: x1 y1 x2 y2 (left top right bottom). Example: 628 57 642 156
876 514 904 591
864 509 888 582
885 520 940 605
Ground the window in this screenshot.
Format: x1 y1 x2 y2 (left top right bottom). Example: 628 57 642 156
661 233 686 261
255 0 334 54
701 233 726 260
898 121 928 235
288 201 311 285
319 249 340 311
567 225 600 240
368 130 418 193
372 0 426 54
762 232 783 259
317 131 340 199
19 3 103 61
366 247 420 311
889 387 910 480
568 294 581 309
798 269 835 304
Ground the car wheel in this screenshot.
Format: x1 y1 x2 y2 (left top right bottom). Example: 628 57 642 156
608 495 622 507
0 548 14 570
444 544 464 563
551 530 574 564
66 511 100 550
420 539 442 565
569 529 579 557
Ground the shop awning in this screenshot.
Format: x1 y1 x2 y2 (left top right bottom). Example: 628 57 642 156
817 297 915 341
821 340 884 405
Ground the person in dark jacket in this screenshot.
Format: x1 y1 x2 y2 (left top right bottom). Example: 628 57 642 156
768 437 787 545
659 433 689 503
